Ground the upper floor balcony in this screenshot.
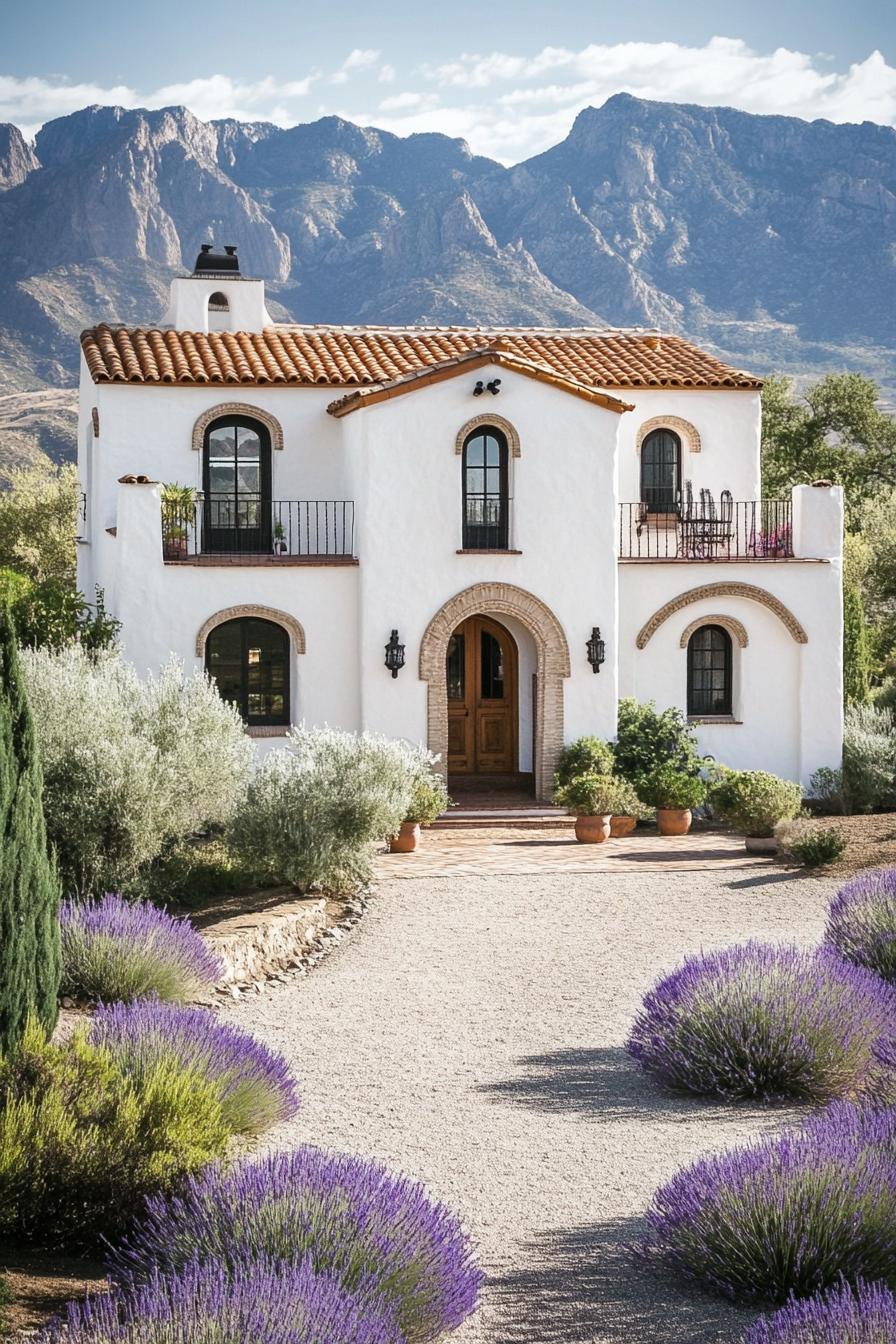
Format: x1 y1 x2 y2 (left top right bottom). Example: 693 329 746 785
161 494 356 565
619 491 794 561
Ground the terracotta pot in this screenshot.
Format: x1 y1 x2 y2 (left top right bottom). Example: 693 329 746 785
163 537 188 560
656 808 692 836
390 820 420 854
574 814 611 844
610 815 636 838
745 835 778 854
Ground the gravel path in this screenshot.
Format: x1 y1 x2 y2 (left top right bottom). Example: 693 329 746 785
223 863 838 1344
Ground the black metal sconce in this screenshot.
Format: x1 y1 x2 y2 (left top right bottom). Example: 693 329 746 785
384 629 406 678
586 626 606 674
473 378 501 396
473 380 484 396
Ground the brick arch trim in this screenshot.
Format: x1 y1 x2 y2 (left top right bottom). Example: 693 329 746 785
637 583 807 649
192 403 284 451
454 413 521 458
419 582 570 799
195 605 306 657
637 415 701 454
679 614 749 649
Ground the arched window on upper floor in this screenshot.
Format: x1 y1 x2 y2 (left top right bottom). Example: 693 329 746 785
687 623 733 717
641 427 681 513
202 415 272 554
205 616 290 726
462 425 509 550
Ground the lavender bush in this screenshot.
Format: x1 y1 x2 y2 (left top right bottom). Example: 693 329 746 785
744 1279 896 1342
109 1148 484 1343
60 894 221 1002
825 869 896 981
36 1258 402 1344
643 1102 896 1304
626 942 896 1101
89 1000 298 1136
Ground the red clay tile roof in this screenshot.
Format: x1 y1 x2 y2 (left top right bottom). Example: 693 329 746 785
80 323 763 391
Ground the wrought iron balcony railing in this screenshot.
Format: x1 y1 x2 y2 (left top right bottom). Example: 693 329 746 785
619 496 793 560
162 495 355 561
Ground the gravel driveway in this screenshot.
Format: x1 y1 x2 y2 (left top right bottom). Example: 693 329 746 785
223 858 838 1344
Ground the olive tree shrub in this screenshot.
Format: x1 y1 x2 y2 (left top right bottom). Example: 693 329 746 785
231 728 434 893
21 646 252 896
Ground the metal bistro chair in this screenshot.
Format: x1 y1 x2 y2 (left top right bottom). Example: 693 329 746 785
681 488 734 559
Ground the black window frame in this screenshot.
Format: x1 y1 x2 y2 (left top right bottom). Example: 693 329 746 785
205 616 290 727
462 426 509 550
687 623 733 718
202 415 272 554
640 428 682 514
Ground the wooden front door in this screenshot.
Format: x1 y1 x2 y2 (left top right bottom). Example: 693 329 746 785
446 616 517 774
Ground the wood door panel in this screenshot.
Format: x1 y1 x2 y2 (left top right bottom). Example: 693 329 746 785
446 615 517 775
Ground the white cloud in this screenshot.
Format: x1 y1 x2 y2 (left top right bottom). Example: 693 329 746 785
2 38 895 162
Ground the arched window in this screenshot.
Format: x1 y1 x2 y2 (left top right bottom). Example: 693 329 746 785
205 617 289 726
462 426 509 550
202 416 271 554
208 291 230 312
641 428 681 513
687 624 733 717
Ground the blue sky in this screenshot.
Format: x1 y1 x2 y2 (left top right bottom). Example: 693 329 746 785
3 0 895 161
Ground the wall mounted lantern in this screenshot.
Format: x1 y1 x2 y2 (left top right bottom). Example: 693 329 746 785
384 629 406 678
472 378 501 396
586 626 606 674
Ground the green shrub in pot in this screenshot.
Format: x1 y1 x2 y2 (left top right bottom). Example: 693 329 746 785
637 764 707 812
405 770 450 824
554 772 635 817
709 769 802 838
554 737 615 788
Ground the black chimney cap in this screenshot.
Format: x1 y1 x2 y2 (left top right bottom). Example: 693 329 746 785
193 243 240 275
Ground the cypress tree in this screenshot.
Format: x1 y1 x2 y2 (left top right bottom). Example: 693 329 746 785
0 609 60 1050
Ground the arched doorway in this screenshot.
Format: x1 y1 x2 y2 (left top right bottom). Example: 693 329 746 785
419 582 571 800
447 615 518 775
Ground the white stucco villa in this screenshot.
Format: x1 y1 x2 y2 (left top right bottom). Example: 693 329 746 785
76 245 843 797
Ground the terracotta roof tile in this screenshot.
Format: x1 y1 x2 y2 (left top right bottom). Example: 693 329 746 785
80 324 762 391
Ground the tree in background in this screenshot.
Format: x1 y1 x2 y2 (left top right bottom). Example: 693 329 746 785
0 463 118 651
762 374 896 702
0 609 61 1051
0 462 79 584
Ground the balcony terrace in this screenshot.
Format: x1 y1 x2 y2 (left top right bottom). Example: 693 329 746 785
161 496 357 565
619 492 794 562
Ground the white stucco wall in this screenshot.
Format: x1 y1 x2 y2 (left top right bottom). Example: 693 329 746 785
618 484 843 787
341 366 623 756
613 388 762 504
77 296 842 791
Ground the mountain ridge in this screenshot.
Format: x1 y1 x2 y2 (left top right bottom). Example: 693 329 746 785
1 94 894 464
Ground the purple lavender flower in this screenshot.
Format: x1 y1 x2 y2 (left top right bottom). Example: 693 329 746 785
90 999 298 1136
60 893 222 1002
744 1278 896 1342
35 1257 403 1344
626 941 896 1101
825 868 896 982
642 1101 896 1304
108 1148 484 1343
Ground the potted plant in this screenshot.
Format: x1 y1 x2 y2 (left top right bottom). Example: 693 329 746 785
608 776 652 837
637 764 707 836
390 770 450 853
554 772 634 843
161 482 196 560
272 519 287 555
709 769 802 852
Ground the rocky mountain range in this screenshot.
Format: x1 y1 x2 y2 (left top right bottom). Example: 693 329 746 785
0 93 894 466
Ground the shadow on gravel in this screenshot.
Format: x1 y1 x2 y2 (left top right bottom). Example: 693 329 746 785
724 871 813 891
489 1216 755 1343
478 1046 774 1124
